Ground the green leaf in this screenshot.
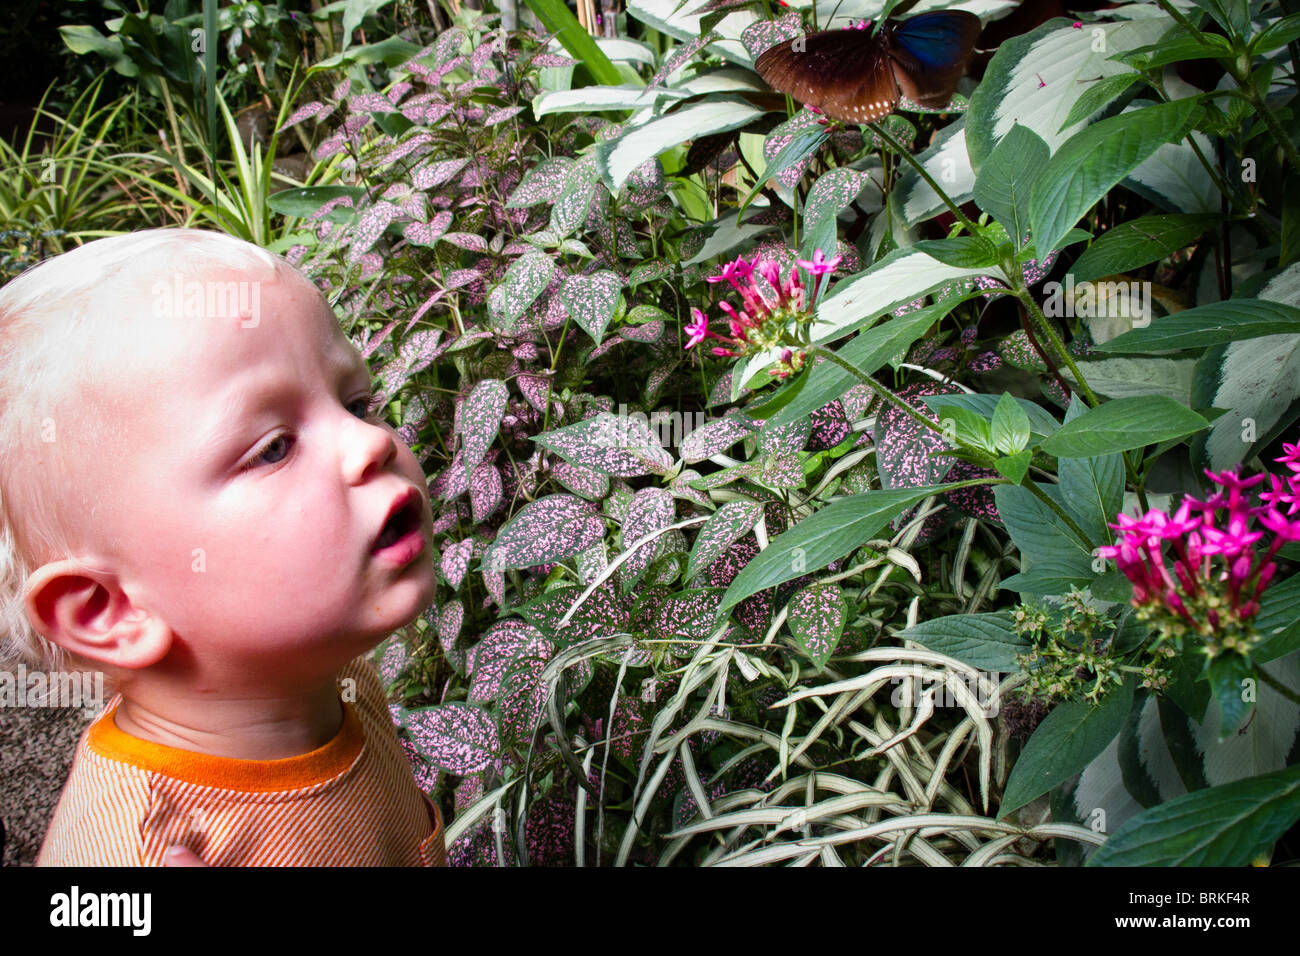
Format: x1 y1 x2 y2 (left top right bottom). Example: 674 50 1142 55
973 123 1050 247
786 583 847 670
1072 214 1216 284
1055 394 1125 550
740 127 829 215
1113 29 1233 70
991 392 1032 454
1207 654 1255 739
1037 396 1209 458
900 613 1031 672
993 449 1033 483
310 35 422 69
936 404 995 453
1255 573 1300 663
1059 73 1141 132
266 185 365 221
994 482 1095 561
912 235 1001 269
998 678 1134 819
1087 762 1300 866
920 393 1062 443
1187 0 1251 39
1251 13 1300 55
1029 98 1202 257
1097 299 1300 352
718 486 953 615
743 364 810 420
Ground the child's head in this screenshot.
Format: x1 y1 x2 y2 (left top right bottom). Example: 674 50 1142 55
0 229 435 697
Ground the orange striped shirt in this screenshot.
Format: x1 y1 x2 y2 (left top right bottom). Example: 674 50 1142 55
36 655 446 866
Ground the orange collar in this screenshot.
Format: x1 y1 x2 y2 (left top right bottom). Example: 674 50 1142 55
86 695 364 792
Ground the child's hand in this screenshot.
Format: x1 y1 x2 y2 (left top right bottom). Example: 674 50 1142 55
164 846 210 866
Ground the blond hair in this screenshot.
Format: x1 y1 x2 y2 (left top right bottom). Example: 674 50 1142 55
0 229 296 681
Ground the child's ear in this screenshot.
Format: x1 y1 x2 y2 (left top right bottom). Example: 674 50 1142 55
23 560 171 670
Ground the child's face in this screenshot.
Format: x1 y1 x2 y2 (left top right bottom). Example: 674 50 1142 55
68 267 436 679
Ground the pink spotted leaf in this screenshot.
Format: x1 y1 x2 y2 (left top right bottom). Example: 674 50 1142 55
560 270 621 345
533 412 673 476
620 488 677 583
686 501 764 583
399 703 501 775
680 416 755 463
469 463 503 523
786 583 848 670
460 378 508 479
481 494 606 572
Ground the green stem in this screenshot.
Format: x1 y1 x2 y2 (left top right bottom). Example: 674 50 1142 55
805 345 981 454
867 121 978 235
1152 0 1300 170
1009 276 1100 408
1257 666 1300 706
1020 476 1096 550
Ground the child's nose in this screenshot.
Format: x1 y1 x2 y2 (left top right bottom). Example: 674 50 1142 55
341 415 398 484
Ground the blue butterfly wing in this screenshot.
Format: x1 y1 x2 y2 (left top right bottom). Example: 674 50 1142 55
892 11 982 71
887 11 981 109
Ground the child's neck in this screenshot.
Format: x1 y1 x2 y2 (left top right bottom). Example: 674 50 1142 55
111 678 345 761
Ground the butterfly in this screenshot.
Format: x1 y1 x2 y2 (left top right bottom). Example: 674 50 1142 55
753 11 983 126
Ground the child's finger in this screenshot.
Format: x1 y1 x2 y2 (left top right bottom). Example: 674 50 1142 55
164 845 210 867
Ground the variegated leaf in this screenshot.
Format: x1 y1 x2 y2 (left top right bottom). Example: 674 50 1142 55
460 379 508 479
560 270 621 345
620 488 676 583
481 494 606 572
468 619 547 702
469 463 503 523
400 702 501 775
680 416 754 463
533 412 673 476
787 583 848 670
686 501 763 584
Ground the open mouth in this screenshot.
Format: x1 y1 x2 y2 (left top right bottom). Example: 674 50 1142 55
373 493 422 553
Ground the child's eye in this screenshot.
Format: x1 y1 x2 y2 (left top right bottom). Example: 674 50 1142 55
243 434 295 470
346 395 374 419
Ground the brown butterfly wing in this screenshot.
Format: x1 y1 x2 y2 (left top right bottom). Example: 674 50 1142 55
754 31 900 125
884 12 982 110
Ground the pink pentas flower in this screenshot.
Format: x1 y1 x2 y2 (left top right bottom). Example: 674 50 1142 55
796 249 843 277
1104 455 1300 661
684 308 710 349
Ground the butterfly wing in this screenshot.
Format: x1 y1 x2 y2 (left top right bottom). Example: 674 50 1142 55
755 30 900 125
886 11 982 110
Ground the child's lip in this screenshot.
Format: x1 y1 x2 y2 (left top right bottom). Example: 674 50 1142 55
371 486 424 554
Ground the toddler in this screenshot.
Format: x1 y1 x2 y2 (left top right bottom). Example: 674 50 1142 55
0 229 445 865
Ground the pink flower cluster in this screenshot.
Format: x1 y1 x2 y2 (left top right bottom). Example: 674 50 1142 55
685 249 841 379
1098 442 1300 655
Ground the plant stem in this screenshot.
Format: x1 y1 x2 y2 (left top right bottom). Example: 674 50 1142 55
1019 476 1095 549
1257 666 1300 706
1009 276 1100 409
867 121 978 235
